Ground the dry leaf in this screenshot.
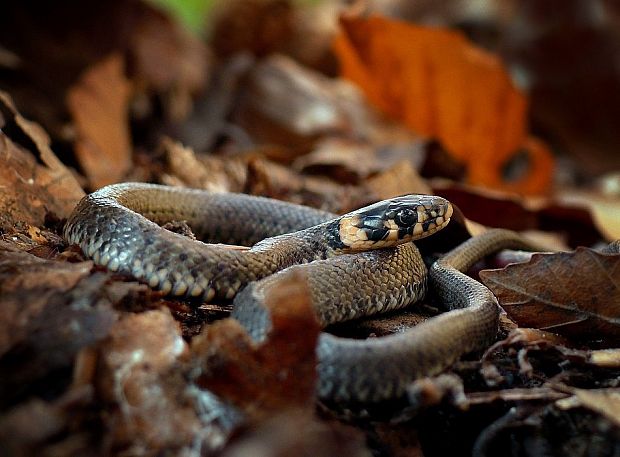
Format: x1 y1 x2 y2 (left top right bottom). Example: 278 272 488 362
160 137 247 192
366 159 431 200
588 349 620 368
67 54 132 189
211 0 295 59
234 54 351 150
293 138 380 183
432 181 604 247
0 245 117 406
555 387 620 428
0 245 93 356
95 310 199 448
0 399 68 454
504 3 620 177
480 248 620 344
129 6 210 121
293 138 427 187
221 410 369 457
556 189 620 242
335 15 554 194
244 155 368 213
233 54 414 155
189 270 320 418
0 92 84 228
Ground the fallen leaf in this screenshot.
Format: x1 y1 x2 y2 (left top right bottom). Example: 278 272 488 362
0 245 117 406
0 399 67 454
233 54 351 151
432 181 605 246
294 138 428 187
556 189 620 242
0 2 137 137
0 92 84 228
365 159 431 200
467 387 569 406
220 410 369 457
555 387 620 428
177 55 253 152
244 154 369 213
95 309 200 449
0 244 93 356
189 270 320 418
211 0 295 59
587 349 620 368
480 248 620 344
129 5 210 122
335 15 554 194
293 138 381 183
67 54 132 189
161 138 244 192
503 3 620 177
233 54 415 156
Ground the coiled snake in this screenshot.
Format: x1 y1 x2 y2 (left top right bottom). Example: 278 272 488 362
64 183 539 403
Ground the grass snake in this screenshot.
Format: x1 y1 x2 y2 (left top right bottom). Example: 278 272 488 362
64 183 539 403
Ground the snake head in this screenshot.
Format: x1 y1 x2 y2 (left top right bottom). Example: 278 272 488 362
338 195 453 250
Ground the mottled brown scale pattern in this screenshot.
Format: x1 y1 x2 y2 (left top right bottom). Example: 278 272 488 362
232 244 427 341
64 183 337 301
64 183 541 403
316 230 544 402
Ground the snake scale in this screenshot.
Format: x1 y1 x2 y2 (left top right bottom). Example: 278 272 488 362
64 183 539 403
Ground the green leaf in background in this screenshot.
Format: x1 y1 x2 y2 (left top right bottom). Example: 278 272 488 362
148 0 214 34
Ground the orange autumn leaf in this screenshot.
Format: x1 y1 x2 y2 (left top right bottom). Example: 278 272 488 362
67 54 132 190
334 15 554 194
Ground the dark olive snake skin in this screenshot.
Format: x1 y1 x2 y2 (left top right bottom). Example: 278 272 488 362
64 183 540 403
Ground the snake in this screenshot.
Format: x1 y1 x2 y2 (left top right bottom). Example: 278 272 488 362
64 183 539 403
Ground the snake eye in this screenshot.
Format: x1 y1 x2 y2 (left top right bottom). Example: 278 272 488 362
396 208 416 227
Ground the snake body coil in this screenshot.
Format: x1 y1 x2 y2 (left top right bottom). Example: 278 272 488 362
64 183 536 403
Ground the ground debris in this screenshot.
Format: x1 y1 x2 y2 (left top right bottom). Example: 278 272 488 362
1 3 620 455
480 247 620 345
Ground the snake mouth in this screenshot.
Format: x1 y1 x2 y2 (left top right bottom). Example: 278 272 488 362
339 196 453 250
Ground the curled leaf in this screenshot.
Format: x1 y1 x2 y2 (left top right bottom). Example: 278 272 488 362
480 248 620 345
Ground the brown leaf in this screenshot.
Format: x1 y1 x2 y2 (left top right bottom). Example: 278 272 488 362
588 349 620 368
467 387 569 406
432 181 605 246
0 244 93 356
233 54 412 155
189 270 320 418
211 0 295 59
555 387 620 428
67 54 132 189
233 55 351 152
0 245 118 406
366 159 432 200
503 3 620 177
161 138 244 192
221 410 369 457
95 309 200 449
555 189 620 242
0 92 84 228
244 154 370 213
293 138 428 188
129 6 210 122
480 248 620 344
293 138 381 183
0 399 67 453
0 1 209 140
